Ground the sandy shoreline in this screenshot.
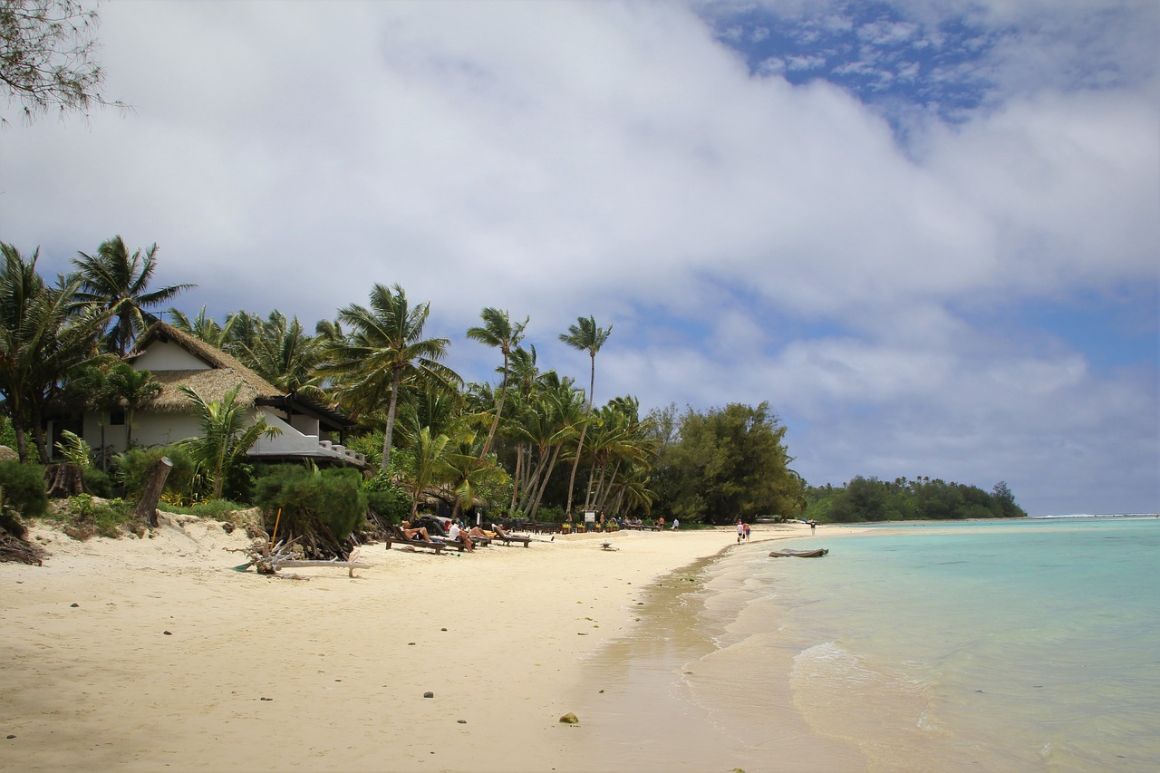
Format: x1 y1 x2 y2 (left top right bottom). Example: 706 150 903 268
1 516 836 771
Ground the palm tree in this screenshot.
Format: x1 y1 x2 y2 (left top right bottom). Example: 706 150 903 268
507 372 583 519
466 307 528 459
107 363 160 448
585 396 656 517
403 426 453 518
442 426 508 521
73 236 194 354
229 310 324 396
558 315 612 518
168 306 236 349
318 284 460 473
1 244 108 461
179 384 280 500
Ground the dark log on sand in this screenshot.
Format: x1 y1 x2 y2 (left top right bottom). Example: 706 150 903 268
769 548 829 558
135 457 173 528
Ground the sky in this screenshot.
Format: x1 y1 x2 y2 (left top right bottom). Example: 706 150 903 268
2 0 1157 515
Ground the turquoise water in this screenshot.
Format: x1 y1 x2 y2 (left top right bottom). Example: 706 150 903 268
705 518 1160 771
565 518 1160 772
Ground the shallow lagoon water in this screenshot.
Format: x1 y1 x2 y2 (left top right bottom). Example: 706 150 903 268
566 518 1160 772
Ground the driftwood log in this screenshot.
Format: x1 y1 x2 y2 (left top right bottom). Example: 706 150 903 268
769 548 829 558
234 539 368 579
135 457 173 528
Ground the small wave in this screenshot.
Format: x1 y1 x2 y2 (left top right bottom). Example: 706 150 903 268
792 642 880 686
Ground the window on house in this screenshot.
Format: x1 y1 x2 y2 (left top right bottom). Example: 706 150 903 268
109 409 126 426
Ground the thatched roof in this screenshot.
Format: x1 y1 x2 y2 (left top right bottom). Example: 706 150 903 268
130 322 282 412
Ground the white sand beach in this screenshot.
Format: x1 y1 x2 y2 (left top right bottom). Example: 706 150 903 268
1 516 838 772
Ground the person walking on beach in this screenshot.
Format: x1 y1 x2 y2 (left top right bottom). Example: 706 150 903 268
743 522 751 542
810 520 816 534
672 518 679 530
736 519 744 543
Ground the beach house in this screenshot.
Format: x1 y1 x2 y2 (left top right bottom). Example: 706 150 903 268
79 322 366 468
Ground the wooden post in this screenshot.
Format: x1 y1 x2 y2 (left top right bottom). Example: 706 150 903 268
136 457 173 528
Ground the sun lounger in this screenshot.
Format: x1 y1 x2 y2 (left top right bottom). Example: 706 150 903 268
432 535 473 552
492 526 532 547
386 526 445 554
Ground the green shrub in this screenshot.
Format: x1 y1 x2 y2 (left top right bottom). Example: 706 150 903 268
363 470 410 524
82 467 115 498
343 431 383 469
253 465 367 547
222 461 255 504
0 461 48 518
0 415 16 449
51 494 134 540
537 504 564 523
184 499 247 520
115 446 196 502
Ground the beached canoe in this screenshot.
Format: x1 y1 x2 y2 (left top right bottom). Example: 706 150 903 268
768 548 829 558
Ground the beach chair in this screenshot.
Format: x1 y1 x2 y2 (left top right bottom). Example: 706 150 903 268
431 535 476 552
491 525 532 547
386 525 445 554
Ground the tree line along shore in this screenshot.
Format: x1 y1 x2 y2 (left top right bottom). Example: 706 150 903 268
1 236 1025 561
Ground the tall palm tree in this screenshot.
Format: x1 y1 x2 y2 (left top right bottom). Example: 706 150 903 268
1 244 108 461
179 384 280 500
73 236 195 354
559 315 612 518
318 283 460 473
466 307 528 459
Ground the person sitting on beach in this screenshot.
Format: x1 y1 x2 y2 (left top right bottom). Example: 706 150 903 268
447 521 474 551
400 520 434 543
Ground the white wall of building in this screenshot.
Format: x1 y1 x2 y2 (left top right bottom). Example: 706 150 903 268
133 341 209 371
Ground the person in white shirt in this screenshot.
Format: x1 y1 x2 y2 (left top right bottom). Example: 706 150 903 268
447 521 474 551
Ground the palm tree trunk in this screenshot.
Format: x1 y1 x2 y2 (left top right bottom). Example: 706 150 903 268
529 444 562 518
563 420 588 518
599 460 622 511
583 455 602 511
518 445 551 514
508 445 523 515
382 371 401 472
480 352 508 459
564 353 597 518
31 406 49 463
13 422 29 463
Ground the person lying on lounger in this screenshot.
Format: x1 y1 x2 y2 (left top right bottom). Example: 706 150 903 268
400 521 435 543
469 525 496 539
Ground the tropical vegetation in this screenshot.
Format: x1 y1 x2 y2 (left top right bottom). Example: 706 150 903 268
804 476 1026 522
1 234 1027 557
